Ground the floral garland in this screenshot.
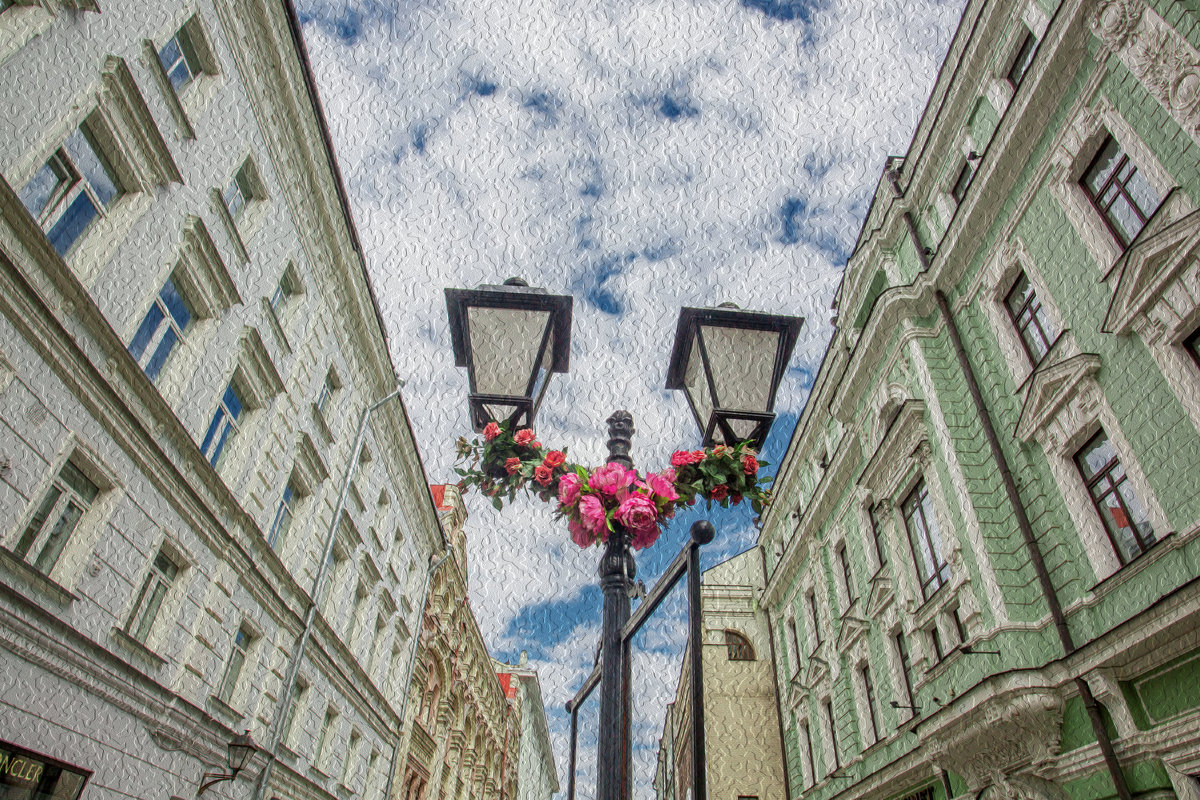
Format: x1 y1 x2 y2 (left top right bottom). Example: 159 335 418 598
453 421 773 551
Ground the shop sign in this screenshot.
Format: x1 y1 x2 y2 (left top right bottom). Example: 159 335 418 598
0 741 90 800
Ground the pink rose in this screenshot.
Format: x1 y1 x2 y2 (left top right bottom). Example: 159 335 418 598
710 484 729 501
569 517 594 548
558 473 582 506
514 428 536 446
743 454 759 475
615 493 659 535
534 465 553 485
588 463 637 496
505 457 521 475
579 495 607 534
645 470 679 503
631 523 661 551
543 451 566 469
484 422 501 441
670 450 705 467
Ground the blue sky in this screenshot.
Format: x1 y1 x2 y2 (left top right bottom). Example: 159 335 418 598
295 0 964 793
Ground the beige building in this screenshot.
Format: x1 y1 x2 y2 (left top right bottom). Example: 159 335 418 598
494 656 560 800
654 548 788 800
395 485 523 800
0 1 444 799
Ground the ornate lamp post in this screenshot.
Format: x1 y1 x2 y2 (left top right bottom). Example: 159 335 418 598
445 282 801 799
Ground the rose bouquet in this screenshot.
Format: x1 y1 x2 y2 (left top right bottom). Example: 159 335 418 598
453 422 773 551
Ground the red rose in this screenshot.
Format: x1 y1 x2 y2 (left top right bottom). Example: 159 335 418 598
483 422 501 441
543 450 566 468
743 454 759 475
731 493 743 505
531 440 542 449
514 429 536 446
690 450 706 464
534 465 553 485
710 484 729 501
505 457 521 475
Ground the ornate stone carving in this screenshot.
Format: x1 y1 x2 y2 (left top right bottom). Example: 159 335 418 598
1093 0 1144 51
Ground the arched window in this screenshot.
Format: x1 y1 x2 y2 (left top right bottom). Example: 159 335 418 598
725 630 755 661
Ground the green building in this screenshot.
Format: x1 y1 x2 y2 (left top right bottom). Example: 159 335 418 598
757 1 1200 799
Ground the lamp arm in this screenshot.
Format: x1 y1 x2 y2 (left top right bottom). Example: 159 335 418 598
199 768 241 796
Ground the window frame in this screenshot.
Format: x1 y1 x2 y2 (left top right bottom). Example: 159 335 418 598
805 589 822 655
902 479 951 600
1005 31 1037 89
894 632 916 720
1004 271 1058 365
217 623 255 705
799 719 816 788
128 276 195 382
860 663 881 745
1079 134 1161 248
823 697 841 771
125 548 181 646
10 459 100 577
1074 429 1157 565
724 629 755 662
950 160 975 204
267 477 300 549
836 543 856 607
200 380 247 468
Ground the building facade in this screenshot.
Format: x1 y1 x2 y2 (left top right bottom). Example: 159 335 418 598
396 485 523 800
759 2 1200 800
654 548 787 800
494 657 560 800
0 2 445 799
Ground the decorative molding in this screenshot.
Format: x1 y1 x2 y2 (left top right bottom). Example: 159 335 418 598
177 215 241 319
210 187 250 265
98 56 183 187
1093 0 1200 144
1102 192 1200 336
235 326 284 407
1014 354 1102 445
859 399 928 498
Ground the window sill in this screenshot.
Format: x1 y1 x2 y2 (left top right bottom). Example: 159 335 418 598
277 743 299 764
206 693 244 724
110 626 167 668
0 548 78 606
1088 531 1178 598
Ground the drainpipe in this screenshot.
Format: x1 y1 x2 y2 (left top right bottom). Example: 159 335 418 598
383 548 453 800
253 384 404 800
884 168 1131 800
759 546 793 800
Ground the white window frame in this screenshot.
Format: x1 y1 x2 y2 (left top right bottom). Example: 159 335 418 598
216 622 256 707
128 274 195 383
315 705 340 772
125 547 181 646
267 476 301 550
200 378 247 469
5 441 120 591
280 676 309 750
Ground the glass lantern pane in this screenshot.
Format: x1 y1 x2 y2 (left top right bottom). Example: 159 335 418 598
699 324 780 412
728 418 759 439
683 334 713 434
466 306 551 397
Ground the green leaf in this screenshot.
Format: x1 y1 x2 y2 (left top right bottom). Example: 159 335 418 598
491 495 504 511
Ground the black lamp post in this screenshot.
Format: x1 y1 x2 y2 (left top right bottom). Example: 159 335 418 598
199 730 258 795
445 283 801 800
665 303 803 450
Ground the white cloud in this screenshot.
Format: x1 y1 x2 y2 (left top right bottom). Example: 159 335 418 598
299 0 964 792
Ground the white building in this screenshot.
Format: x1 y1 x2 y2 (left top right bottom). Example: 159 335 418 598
0 2 444 799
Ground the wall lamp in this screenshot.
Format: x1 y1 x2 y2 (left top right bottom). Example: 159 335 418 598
199 730 258 795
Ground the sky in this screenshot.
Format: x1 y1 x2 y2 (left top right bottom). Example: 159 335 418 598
294 0 965 794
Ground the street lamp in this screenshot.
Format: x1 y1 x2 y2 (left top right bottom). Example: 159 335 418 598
445 278 573 432
445 282 800 800
665 303 803 450
199 730 258 795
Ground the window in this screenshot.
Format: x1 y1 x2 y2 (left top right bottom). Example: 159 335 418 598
126 549 180 645
927 624 944 662
342 729 361 785
128 277 194 381
951 161 975 203
201 381 245 467
17 115 123 256
823 698 841 770
222 162 256 222
950 605 968 644
1005 272 1057 364
267 478 299 549
902 480 950 599
836 544 856 605
787 616 802 674
805 591 821 653
346 582 368 647
269 266 299 318
725 630 754 661
1074 430 1156 564
1080 135 1161 246
895 632 915 714
12 460 99 575
316 370 337 417
1185 327 1200 372
315 706 339 769
218 624 253 704
868 504 888 568
367 614 388 673
861 664 880 744
799 720 815 788
280 678 307 747
157 22 203 92
1006 32 1037 88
